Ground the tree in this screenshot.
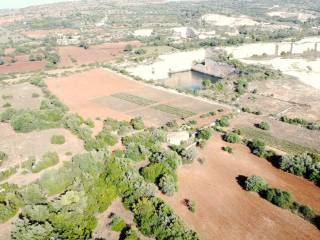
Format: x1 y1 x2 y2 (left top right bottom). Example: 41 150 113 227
130 117 144 130
196 128 211 140
159 174 177 196
257 122 270 130
223 132 240 143
262 188 294 209
244 175 267 192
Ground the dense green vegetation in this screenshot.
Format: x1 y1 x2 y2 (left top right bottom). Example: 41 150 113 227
223 132 241 143
244 175 319 228
279 153 320 186
109 216 127 232
257 121 270 130
280 116 320 131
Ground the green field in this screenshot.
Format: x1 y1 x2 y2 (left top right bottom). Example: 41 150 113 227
240 127 319 154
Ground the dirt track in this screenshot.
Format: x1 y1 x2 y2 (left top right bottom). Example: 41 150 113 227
161 134 320 240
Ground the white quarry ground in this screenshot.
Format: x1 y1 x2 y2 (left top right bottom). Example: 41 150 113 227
127 49 206 80
224 36 320 89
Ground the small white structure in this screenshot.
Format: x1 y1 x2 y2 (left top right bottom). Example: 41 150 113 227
171 27 198 39
167 131 190 145
133 28 153 37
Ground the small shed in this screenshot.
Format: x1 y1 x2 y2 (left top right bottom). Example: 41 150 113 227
167 131 190 145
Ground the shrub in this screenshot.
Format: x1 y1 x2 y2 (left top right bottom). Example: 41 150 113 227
244 175 268 192
247 139 269 158
0 151 8 165
185 199 196 212
3 102 11 108
50 135 65 144
109 216 126 232
279 153 320 185
196 128 212 140
223 132 240 143
222 146 233 153
297 204 316 221
262 188 294 209
39 166 74 196
31 152 59 173
216 116 229 127
257 122 270 130
130 117 144 130
158 174 177 196
32 93 40 98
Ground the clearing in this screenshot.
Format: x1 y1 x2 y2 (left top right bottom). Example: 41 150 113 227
46 68 222 128
58 41 140 67
161 134 320 240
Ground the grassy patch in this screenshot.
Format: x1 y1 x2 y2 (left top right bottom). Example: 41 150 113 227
152 104 195 118
112 92 157 106
32 152 59 173
240 127 319 154
50 135 65 145
109 216 126 232
0 165 19 181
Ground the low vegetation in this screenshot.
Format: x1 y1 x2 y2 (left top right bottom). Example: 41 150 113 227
280 116 320 131
0 151 8 166
50 135 65 145
244 175 319 228
279 153 320 186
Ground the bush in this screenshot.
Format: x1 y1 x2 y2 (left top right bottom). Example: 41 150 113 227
50 135 65 145
109 216 126 232
130 117 144 130
245 175 268 193
0 151 8 165
279 153 320 185
185 199 196 212
216 116 230 127
158 174 177 196
297 204 316 221
262 188 294 209
247 139 272 158
31 152 59 173
196 128 212 140
223 132 240 143
257 122 270 130
222 146 233 153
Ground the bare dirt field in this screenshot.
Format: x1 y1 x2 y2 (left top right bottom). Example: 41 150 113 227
23 28 79 39
0 15 24 25
230 113 320 152
0 55 46 74
0 124 84 183
46 68 221 127
0 82 43 110
240 77 320 122
58 41 141 67
161 134 320 240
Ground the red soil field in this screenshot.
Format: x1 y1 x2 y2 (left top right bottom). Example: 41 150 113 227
46 68 219 130
58 41 141 67
0 15 24 25
23 28 79 39
161 134 320 240
46 68 141 127
0 55 46 74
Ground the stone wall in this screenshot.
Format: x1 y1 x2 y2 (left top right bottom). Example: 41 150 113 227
192 58 235 78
